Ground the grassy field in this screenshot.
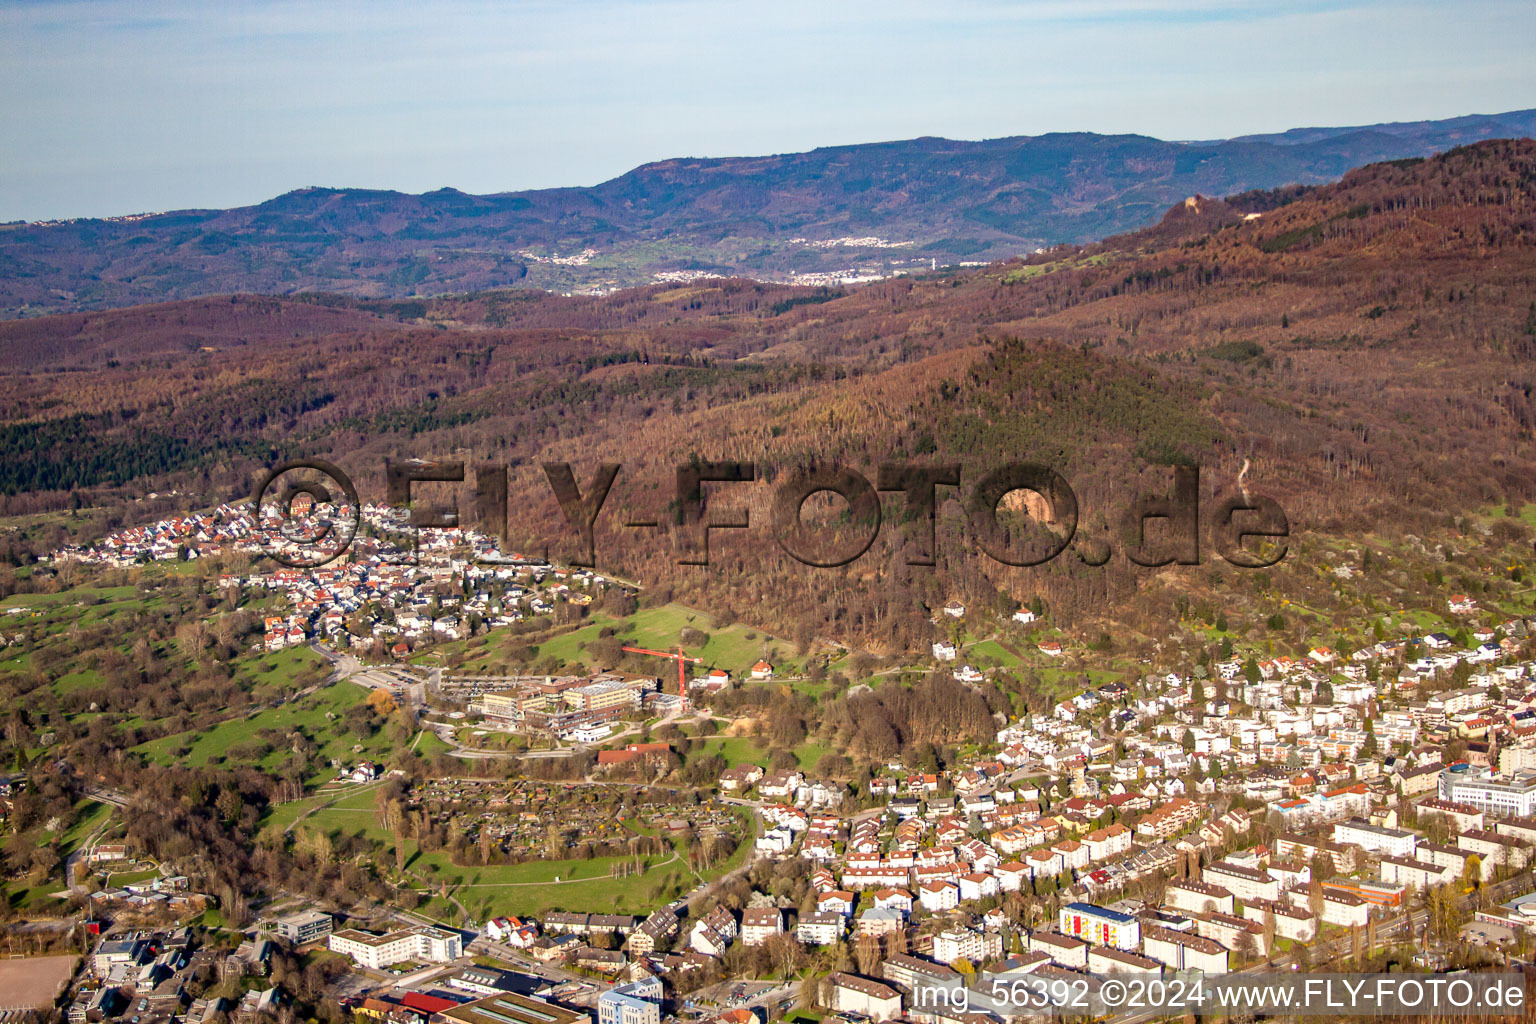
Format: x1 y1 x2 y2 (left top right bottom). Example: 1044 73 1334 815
697 734 770 767
696 734 830 771
61 799 114 850
106 866 161 887
965 639 1022 669
265 792 751 922
419 601 805 679
133 678 398 781
0 580 320 712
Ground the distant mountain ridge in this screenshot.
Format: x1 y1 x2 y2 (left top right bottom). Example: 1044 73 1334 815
1 107 1533 317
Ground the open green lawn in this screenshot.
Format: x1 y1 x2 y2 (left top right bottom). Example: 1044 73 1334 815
442 855 694 921
237 644 326 694
261 796 323 836
624 605 801 676
6 879 67 910
414 730 453 756
61 799 114 853
965 639 1021 669
52 667 104 695
697 734 769 767
269 794 748 923
696 734 829 771
107 866 161 887
290 813 700 921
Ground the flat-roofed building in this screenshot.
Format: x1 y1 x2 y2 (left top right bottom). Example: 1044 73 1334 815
1059 902 1139 950
1320 877 1405 908
441 991 591 1024
796 912 844 946
475 691 523 725
1439 770 1536 818
932 929 1001 965
271 910 332 946
327 926 461 970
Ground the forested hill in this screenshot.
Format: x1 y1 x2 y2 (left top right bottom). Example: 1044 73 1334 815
1 109 1533 317
4 140 1536 648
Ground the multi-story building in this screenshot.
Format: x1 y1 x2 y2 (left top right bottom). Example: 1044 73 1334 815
1136 797 1203 840
474 691 523 725
828 974 904 1022
1333 819 1418 859
628 908 678 955
327 926 461 969
932 929 1001 965
1203 861 1280 903
1028 931 1088 968
1414 798 1484 833
1458 829 1533 870
1059 903 1139 950
1380 855 1453 889
598 977 663 1024
1083 824 1133 861
1141 926 1229 974
270 910 332 945
1087 947 1161 975
564 677 643 716
882 952 958 992
796 912 844 946
1194 911 1269 957
919 881 959 913
740 908 782 946
1165 880 1234 917
1439 770 1536 818
1239 899 1317 943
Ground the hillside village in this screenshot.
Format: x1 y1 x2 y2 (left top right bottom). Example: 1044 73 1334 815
53 502 638 659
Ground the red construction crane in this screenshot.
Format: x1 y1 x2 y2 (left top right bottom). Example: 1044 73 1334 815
622 645 700 709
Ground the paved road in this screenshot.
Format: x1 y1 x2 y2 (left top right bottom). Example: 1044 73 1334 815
469 937 609 988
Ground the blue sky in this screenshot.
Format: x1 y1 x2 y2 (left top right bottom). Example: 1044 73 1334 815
1 0 1532 221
